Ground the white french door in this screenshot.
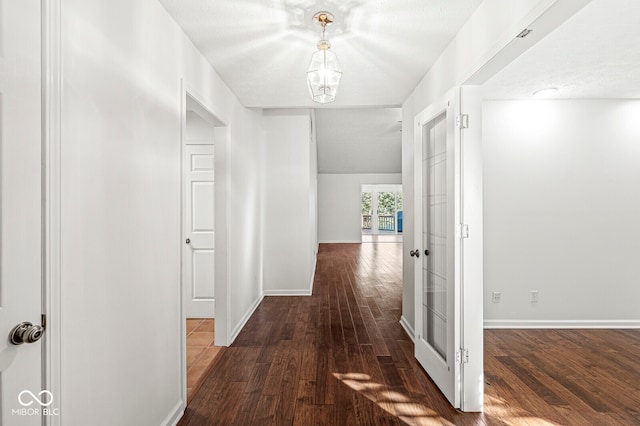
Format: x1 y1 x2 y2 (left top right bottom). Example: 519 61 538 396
361 184 403 236
413 89 461 408
0 1 46 423
183 144 215 318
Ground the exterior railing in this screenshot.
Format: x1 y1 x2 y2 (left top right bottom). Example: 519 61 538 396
378 215 395 231
361 214 395 231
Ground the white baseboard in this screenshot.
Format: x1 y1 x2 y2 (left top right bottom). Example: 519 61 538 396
263 289 312 296
309 250 317 294
318 240 362 244
400 315 415 342
162 401 184 426
229 294 264 344
484 319 640 329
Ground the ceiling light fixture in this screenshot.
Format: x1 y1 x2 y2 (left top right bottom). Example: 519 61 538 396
533 87 559 98
307 11 342 104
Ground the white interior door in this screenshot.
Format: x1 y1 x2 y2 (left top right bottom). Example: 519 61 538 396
183 144 215 318
413 89 461 408
0 0 47 423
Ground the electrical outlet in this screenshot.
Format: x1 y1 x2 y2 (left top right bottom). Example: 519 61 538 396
531 290 539 303
492 291 501 303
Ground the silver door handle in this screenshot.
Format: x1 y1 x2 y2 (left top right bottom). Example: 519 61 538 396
185 238 191 244
409 249 420 258
10 322 44 345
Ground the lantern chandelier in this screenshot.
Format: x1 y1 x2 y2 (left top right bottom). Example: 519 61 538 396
306 11 342 104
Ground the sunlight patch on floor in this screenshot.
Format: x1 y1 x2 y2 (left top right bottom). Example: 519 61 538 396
333 372 449 426
485 394 562 426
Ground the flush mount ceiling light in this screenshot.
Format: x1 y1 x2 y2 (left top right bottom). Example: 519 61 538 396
307 11 342 104
533 87 559 98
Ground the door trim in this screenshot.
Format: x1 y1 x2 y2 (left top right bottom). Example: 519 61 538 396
179 80 231 409
458 85 484 412
43 0 63 424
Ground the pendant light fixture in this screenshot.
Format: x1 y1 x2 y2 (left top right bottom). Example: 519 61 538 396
307 11 342 104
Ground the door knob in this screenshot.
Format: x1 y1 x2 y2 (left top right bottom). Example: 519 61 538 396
10 322 44 345
185 238 191 244
409 249 420 258
424 249 430 256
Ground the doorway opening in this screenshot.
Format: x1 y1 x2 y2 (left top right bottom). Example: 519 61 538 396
181 90 228 403
361 184 403 243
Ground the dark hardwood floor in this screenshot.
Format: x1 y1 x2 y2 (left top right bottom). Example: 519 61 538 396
179 243 640 425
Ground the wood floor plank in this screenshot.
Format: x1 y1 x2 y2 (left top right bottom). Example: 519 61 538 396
180 243 640 426
251 394 278 425
495 356 566 406
313 404 336 425
274 350 301 426
360 304 391 356
293 379 315 425
377 355 405 388
300 332 318 381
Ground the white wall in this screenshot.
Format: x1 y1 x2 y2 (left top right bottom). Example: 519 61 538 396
315 108 402 174
400 0 591 331
318 174 402 243
185 110 214 141
228 106 264 335
483 100 640 327
60 0 263 424
263 110 317 295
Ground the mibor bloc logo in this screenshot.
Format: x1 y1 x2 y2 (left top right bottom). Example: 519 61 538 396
12 390 60 417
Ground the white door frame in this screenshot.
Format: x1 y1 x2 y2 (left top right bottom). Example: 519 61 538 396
458 85 484 412
180 81 231 406
43 0 63 424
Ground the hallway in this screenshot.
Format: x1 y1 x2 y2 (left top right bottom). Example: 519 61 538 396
179 243 640 425
180 243 471 425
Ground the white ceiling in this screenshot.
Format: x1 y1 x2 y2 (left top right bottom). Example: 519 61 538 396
315 108 401 174
483 0 640 100
159 0 482 108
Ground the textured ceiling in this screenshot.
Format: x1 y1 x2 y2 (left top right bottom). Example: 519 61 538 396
316 108 401 174
159 0 482 108
483 0 640 100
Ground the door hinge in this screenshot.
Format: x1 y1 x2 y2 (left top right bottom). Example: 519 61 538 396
41 314 47 330
456 224 469 239
456 114 469 129
456 348 469 364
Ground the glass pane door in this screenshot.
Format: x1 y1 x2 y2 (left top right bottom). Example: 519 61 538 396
423 113 448 360
361 191 372 232
413 89 460 408
377 192 396 232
